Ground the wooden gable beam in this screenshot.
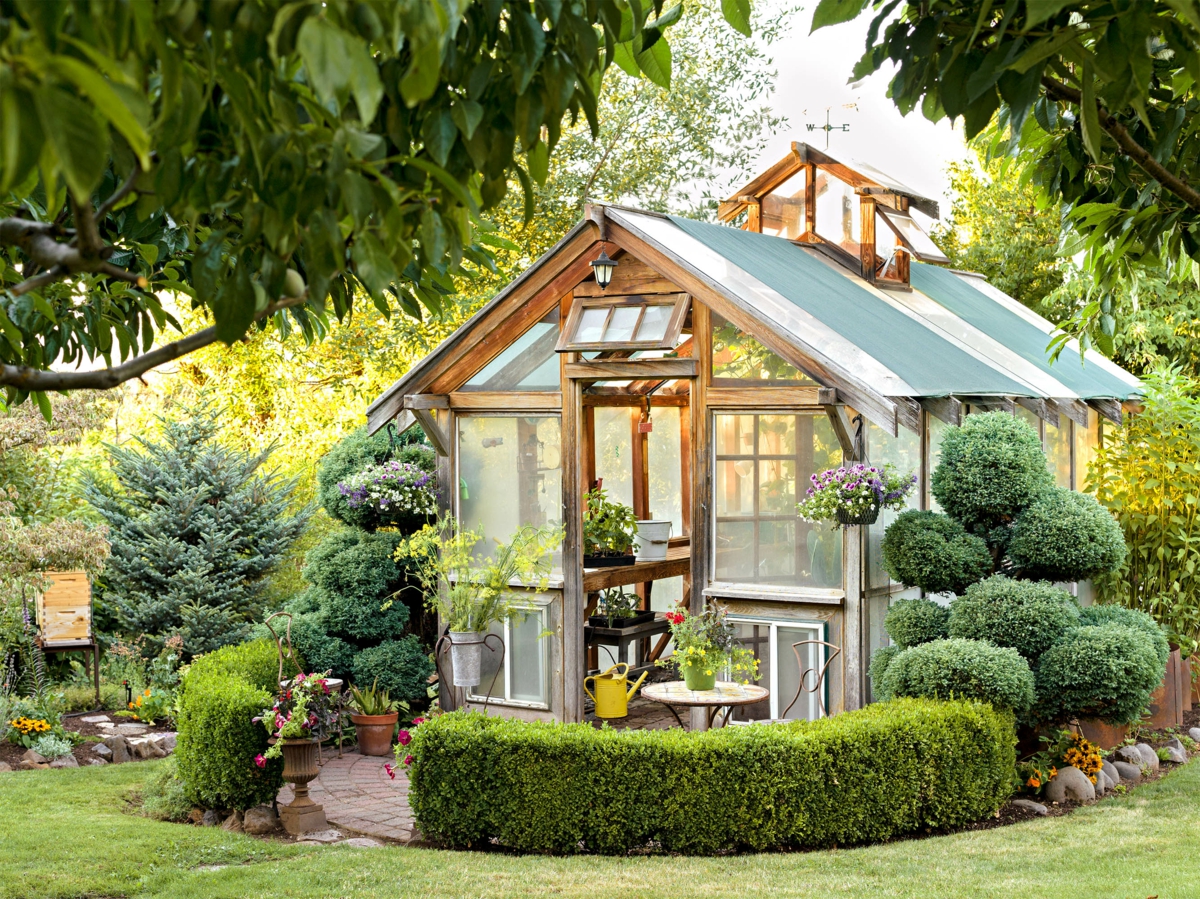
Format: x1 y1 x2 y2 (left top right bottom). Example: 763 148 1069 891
888 397 923 435
1050 397 1091 428
411 408 450 456
1089 397 1124 425
1015 396 1061 430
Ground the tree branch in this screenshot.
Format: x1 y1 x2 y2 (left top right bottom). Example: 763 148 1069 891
1041 75 1200 212
0 294 309 392
96 166 141 220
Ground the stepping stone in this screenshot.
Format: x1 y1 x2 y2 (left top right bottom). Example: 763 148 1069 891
115 724 149 735
341 838 384 848
1011 799 1048 816
297 829 342 844
80 716 111 724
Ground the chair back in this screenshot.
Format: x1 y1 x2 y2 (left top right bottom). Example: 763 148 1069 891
780 640 841 719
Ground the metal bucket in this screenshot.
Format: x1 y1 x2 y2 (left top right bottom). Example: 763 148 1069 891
449 631 485 687
635 520 672 562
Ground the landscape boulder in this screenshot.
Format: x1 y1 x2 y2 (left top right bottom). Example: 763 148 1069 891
49 755 79 769
102 736 131 765
242 806 280 835
1045 765 1096 803
1162 745 1187 764
1011 799 1048 816
1134 743 1160 771
1114 745 1143 767
201 809 222 827
1112 761 1142 783
21 749 47 766
221 811 244 833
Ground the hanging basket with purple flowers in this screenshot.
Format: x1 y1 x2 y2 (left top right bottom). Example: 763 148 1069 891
336 460 437 530
796 463 917 528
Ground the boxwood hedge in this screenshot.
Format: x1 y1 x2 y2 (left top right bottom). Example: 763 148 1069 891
408 700 1015 855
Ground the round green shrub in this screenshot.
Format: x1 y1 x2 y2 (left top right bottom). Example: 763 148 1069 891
302 530 410 642
948 575 1079 660
1007 488 1127 582
868 645 901 700
881 510 993 595
1034 623 1166 726
931 412 1053 533
183 638 301 694
884 598 951 649
350 636 435 704
882 638 1036 713
1077 604 1170 667
317 426 432 529
282 610 359 680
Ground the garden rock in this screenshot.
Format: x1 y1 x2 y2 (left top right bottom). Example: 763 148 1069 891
93 743 113 760
1112 761 1142 783
221 811 244 833
1162 745 1187 764
298 829 343 844
1114 745 1143 766
1011 799 1048 816
1189 727 1200 743
1045 765 1096 803
115 723 149 736
129 737 167 760
158 732 178 752
341 838 384 848
21 749 47 766
88 759 108 766
1134 743 1160 771
102 736 130 764
201 810 222 827
1093 768 1110 795
1101 760 1122 786
242 806 279 835
49 755 79 769
0 762 12 773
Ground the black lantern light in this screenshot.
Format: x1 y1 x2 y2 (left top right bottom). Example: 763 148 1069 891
590 249 618 291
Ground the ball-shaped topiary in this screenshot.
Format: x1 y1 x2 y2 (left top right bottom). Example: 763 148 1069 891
883 598 951 649
1034 624 1166 726
948 575 1080 661
1077 604 1170 668
931 412 1054 535
1007 488 1127 582
881 510 993 595
882 638 1036 713
303 529 406 608
284 611 359 681
868 644 902 700
351 636 435 704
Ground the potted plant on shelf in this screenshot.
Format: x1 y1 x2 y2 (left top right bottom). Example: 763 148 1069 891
348 679 408 757
659 603 759 691
796 462 916 527
583 486 639 567
589 586 655 629
396 513 562 688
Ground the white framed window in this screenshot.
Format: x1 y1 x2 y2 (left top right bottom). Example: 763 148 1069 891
726 617 827 721
467 600 552 709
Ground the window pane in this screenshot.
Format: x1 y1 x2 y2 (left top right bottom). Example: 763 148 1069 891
758 520 797 578
759 460 795 514
814 169 861 257
575 307 609 343
510 609 548 704
730 621 772 721
593 406 635 510
473 621 505 700
458 416 562 562
715 460 755 516
712 315 817 384
603 306 641 343
715 413 756 455
925 414 950 511
1074 409 1100 491
647 406 684 532
866 418 921 588
1045 417 1072 489
463 320 560 391
714 520 755 580
760 170 807 239
758 415 796 455
635 304 673 342
877 207 947 261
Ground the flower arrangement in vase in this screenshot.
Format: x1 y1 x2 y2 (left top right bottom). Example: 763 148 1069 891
659 603 758 691
796 462 916 527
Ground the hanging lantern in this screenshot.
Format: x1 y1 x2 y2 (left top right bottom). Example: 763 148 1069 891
590 250 618 290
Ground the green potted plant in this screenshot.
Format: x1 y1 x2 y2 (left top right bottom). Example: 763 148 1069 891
660 603 758 691
348 679 408 757
396 514 562 688
583 486 639 567
589 587 655 629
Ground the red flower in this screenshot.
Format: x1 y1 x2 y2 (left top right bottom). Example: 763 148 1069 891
665 611 685 626
403 754 414 767
254 754 266 769
384 763 396 780
397 729 412 747
412 717 425 727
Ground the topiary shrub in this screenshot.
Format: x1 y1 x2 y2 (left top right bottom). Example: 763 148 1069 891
948 575 1079 661
868 645 901 700
183 638 300 694
1078 604 1170 667
882 638 1036 713
175 672 281 810
409 701 1015 854
351 637 434 704
881 510 993 595
883 598 951 649
316 426 395 529
1007 488 1127 582
284 611 359 681
1034 624 1166 726
931 412 1054 536
302 530 411 643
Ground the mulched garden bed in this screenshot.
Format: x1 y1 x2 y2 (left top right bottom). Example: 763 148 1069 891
1 711 176 771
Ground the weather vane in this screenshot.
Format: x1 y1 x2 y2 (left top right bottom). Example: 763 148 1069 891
804 104 858 150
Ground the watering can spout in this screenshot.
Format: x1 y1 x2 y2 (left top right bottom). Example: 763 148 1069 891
627 670 648 701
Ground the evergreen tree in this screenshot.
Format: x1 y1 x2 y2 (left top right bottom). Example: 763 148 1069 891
88 399 309 657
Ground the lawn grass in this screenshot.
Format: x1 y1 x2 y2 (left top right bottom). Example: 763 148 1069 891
2 759 1198 899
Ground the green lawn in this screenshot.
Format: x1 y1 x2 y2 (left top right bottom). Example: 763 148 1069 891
2 760 1198 899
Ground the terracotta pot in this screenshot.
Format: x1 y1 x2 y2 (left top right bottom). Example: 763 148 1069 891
1147 648 1185 730
350 712 399 757
1075 719 1130 750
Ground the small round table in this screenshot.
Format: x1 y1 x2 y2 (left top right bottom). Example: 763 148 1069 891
641 681 769 729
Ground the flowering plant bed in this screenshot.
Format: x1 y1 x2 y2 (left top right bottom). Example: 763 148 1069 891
254 672 341 764
659 603 758 690
337 460 437 523
797 463 916 527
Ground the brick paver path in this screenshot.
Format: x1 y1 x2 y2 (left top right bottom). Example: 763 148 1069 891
278 750 418 843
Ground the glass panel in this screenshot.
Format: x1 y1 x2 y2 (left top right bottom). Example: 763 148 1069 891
1045 417 1072 489
814 169 861 257
603 306 642 342
865 418 922 588
1074 409 1100 491
575 307 609 343
925 413 950 511
510 608 549 704
712 314 817 384
778 626 822 720
714 413 843 588
463 321 560 391
593 406 634 510
877 207 947 261
760 169 807 239
457 416 562 562
647 406 684 533
1014 405 1040 433
635 304 673 342
730 621 772 721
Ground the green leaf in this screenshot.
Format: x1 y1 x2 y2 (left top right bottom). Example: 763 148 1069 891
527 141 549 185
810 0 864 32
613 41 641 79
296 17 383 123
135 242 159 266
721 0 752 36
421 108 457 167
650 3 683 30
48 55 151 169
32 85 109 199
1080 59 1103 162
1025 0 1074 27
450 99 484 140
636 36 672 88
33 390 52 423
351 231 398 302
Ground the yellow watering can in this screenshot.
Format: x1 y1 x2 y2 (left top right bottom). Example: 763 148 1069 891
584 663 648 719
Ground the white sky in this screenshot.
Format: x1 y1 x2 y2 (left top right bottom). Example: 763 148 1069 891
745 4 969 219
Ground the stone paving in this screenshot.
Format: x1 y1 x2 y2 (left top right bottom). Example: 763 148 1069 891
278 750 419 843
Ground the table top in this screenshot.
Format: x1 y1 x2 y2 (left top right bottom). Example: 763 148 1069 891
641 681 769 708
582 542 691 592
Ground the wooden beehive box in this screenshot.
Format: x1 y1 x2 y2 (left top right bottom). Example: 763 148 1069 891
34 570 93 647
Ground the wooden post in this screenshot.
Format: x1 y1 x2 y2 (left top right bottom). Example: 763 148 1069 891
860 195 876 282
434 409 458 711
804 163 817 237
562 370 585 723
843 525 863 712
746 200 762 233
689 302 712 731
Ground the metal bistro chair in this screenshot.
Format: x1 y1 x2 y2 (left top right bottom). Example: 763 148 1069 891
730 639 842 725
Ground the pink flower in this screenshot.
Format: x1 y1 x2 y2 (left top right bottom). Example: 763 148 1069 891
412 717 425 727
384 763 395 780
254 754 266 768
397 729 412 747
403 754 414 767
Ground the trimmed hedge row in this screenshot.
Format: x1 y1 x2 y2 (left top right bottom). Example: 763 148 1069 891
409 700 1015 855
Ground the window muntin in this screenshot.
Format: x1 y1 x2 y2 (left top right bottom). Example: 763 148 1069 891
462 314 561 392
728 618 826 721
557 294 688 352
714 413 842 588
711 314 818 385
467 600 552 708
760 169 808 239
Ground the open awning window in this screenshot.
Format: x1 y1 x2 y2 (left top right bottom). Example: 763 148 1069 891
556 293 689 353
876 207 949 264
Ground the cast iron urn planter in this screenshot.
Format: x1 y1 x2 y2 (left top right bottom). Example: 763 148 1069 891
278 738 328 835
